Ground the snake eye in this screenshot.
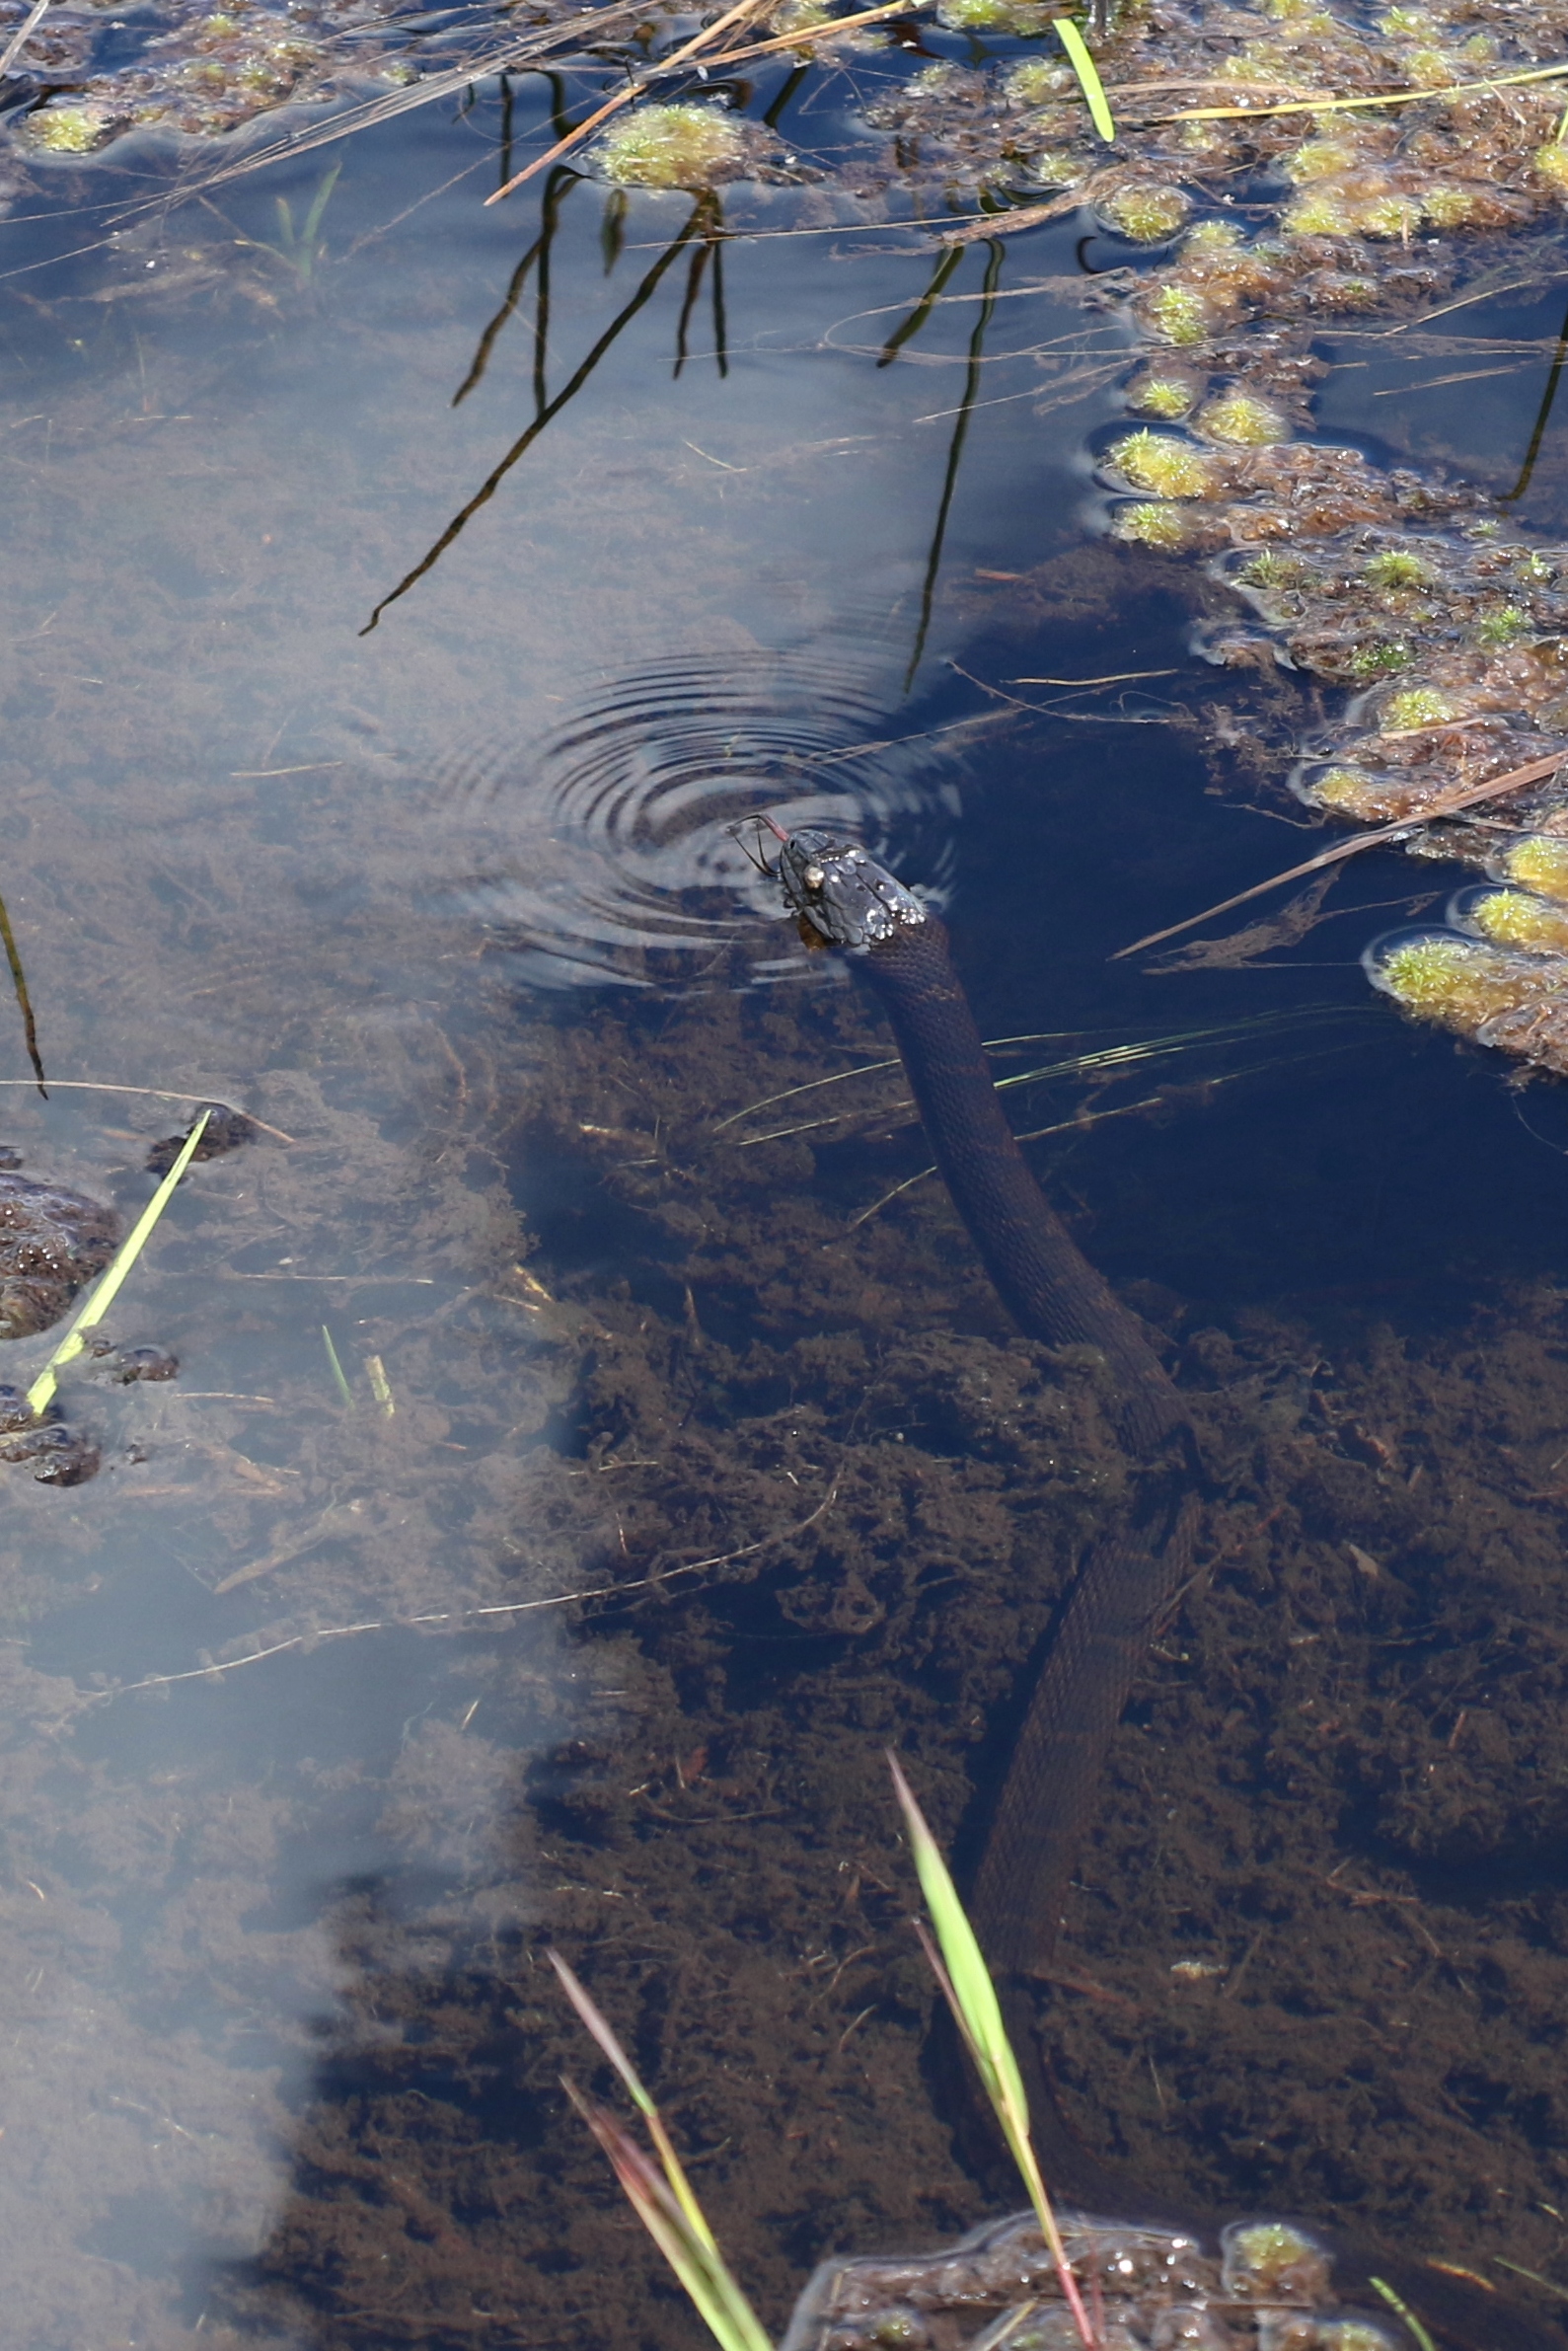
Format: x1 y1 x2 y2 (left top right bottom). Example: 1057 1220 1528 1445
802 863 825 893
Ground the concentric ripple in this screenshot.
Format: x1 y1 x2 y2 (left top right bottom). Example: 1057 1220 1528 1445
426 643 965 989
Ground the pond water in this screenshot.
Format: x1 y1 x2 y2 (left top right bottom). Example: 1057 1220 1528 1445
7 20 1568 2351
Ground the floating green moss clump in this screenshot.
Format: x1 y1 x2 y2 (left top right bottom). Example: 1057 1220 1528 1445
25 103 116 153
1005 56 1071 105
1475 604 1531 646
1222 2221 1331 2304
1197 392 1287 447
1309 766 1379 811
1380 686 1458 732
1468 888 1568 956
1105 429 1216 498
1146 283 1212 344
1368 933 1542 1036
596 103 751 190
1501 835 1568 902
1347 638 1412 678
1128 374 1196 418
1112 501 1190 549
1364 549 1435 591
936 0 1053 28
1100 183 1189 242
1284 187 1355 236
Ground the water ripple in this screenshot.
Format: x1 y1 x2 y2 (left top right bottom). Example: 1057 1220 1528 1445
426 643 966 988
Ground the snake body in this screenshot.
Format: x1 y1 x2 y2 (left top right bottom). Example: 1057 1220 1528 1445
773 826 1555 2351
776 827 1197 1978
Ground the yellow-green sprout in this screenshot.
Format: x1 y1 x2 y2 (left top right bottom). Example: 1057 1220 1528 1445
1031 149 1085 187
937 0 1054 29
1007 56 1071 105
1475 605 1532 646
1356 192 1426 239
1309 765 1381 812
1422 187 1482 227
1535 143 1568 193
1183 219 1244 255
1286 134 1358 181
27 104 115 152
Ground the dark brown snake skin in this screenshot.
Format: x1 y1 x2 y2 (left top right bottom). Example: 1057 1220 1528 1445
773 826 1559 2351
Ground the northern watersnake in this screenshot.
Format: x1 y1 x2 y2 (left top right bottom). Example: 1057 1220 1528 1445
771 822 1558 2351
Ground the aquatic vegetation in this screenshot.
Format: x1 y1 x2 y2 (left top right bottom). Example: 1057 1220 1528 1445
1006 56 1071 106
936 0 1052 30
1222 2219 1333 2304
1112 499 1189 549
1145 282 1213 345
1127 373 1196 418
27 1109 210 1416
1475 603 1532 646
560 1764 1421 2351
1104 428 1215 498
1464 886 1568 956
1196 391 1287 447
1369 933 1531 1022
25 102 122 154
1380 687 1459 732
1501 833 1568 902
1364 549 1434 591
595 102 755 189
1098 180 1188 242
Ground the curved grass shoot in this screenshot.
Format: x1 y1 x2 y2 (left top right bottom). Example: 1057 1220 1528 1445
552 1949 773 2351
887 1752 1096 2351
1053 18 1115 142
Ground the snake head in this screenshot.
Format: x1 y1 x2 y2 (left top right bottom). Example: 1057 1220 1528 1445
776 827 927 951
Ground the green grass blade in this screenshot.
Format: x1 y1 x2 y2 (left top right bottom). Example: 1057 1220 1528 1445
1370 2278 1438 2351
1052 17 1115 140
550 1949 718 2251
321 1324 354 1407
887 1754 1095 2351
563 2081 774 2351
28 1109 210 1415
301 159 341 248
887 1753 1029 2124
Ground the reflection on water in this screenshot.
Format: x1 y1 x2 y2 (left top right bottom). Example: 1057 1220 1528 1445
4 37 1568 2351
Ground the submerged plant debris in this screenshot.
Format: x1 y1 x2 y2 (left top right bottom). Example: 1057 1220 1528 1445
785 2206 1402 2351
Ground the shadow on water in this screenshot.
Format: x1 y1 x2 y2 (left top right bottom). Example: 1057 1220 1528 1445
1 38 1568 2351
